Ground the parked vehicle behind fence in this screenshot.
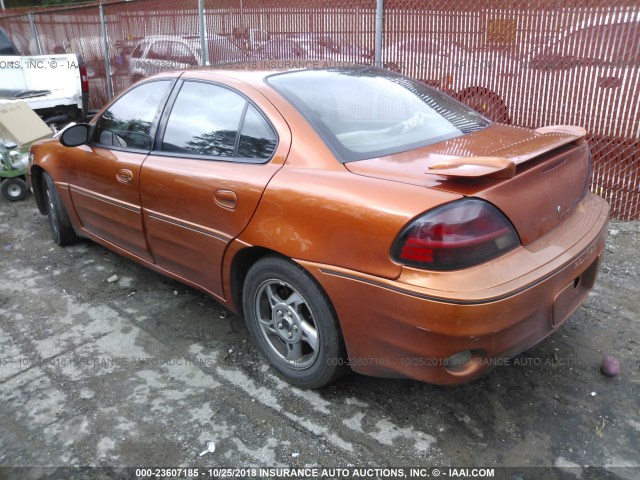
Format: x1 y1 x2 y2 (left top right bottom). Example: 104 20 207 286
252 34 370 63
451 13 639 134
128 34 246 82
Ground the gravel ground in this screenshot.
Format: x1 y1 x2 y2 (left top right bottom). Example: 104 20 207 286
0 196 638 480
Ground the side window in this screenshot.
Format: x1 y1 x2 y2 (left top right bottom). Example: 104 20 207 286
170 41 198 66
161 82 246 157
237 104 277 159
207 38 243 63
94 80 171 150
552 24 636 67
257 40 297 60
148 41 171 60
131 42 144 59
161 81 277 161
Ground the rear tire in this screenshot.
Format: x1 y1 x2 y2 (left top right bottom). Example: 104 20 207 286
42 172 79 246
1 178 28 202
243 257 347 388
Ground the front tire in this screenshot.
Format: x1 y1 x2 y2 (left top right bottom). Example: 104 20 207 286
243 257 347 388
42 172 79 246
1 178 28 202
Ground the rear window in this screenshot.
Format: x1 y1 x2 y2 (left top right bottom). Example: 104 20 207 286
267 68 490 162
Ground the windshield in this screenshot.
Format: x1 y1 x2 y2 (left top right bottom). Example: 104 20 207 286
267 68 490 162
0 29 19 55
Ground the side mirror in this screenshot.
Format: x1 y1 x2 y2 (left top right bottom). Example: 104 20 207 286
60 123 90 147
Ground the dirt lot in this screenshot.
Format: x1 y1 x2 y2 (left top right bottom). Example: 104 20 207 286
0 195 638 480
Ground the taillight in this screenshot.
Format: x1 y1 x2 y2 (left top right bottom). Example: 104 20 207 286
392 198 519 270
79 64 89 93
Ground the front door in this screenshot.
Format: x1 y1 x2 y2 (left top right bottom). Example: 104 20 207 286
67 79 173 262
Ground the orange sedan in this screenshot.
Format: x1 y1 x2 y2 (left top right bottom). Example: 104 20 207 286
28 67 609 388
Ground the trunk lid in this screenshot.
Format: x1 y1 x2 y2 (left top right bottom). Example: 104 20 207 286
345 124 591 245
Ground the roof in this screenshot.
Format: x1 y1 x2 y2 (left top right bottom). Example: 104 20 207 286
135 34 233 45
144 60 372 86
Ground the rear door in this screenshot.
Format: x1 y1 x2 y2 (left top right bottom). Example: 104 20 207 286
67 79 173 262
140 78 288 299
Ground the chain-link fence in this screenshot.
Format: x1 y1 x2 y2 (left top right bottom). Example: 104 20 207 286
1 0 638 220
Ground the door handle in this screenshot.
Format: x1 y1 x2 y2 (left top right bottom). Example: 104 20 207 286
214 190 237 210
116 169 134 185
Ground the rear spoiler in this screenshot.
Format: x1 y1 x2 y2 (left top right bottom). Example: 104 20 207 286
426 125 587 179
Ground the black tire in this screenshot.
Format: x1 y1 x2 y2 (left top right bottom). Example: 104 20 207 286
42 172 79 246
1 178 28 202
243 257 347 388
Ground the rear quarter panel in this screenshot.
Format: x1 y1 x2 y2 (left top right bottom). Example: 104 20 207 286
238 163 461 280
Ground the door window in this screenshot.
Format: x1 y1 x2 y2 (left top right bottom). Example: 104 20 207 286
131 42 145 59
160 81 277 161
94 80 171 150
169 41 198 66
204 37 244 63
238 104 277 160
147 41 172 60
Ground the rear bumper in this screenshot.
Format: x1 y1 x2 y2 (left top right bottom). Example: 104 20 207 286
300 193 609 385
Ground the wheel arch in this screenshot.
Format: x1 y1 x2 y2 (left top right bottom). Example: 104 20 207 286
457 86 511 124
227 246 340 324
30 165 48 215
229 246 274 316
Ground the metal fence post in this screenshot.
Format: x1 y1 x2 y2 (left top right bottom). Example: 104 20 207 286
28 13 42 55
99 3 114 100
374 0 384 68
198 0 210 66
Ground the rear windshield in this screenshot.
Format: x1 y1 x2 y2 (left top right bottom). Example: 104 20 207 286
267 68 490 162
